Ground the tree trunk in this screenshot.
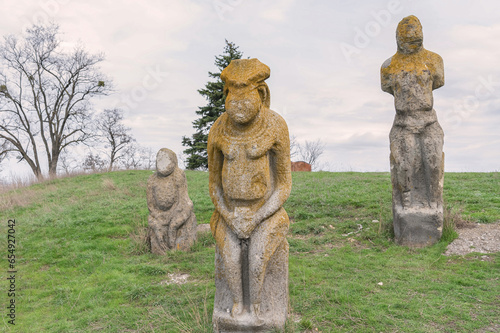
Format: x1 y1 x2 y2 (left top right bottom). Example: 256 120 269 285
48 153 59 179
33 167 44 181
21 152 43 181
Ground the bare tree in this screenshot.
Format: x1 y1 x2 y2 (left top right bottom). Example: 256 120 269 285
83 152 106 173
0 140 12 164
121 144 141 170
58 151 80 175
289 134 300 160
96 108 135 172
120 144 155 170
140 147 156 170
0 23 111 180
299 139 325 170
0 140 12 174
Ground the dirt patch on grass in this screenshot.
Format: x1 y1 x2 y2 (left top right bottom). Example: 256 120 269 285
445 222 500 256
160 273 190 285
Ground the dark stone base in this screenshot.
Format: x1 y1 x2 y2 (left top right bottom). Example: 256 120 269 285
213 240 289 332
393 206 443 247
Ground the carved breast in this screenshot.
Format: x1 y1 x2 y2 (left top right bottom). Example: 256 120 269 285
392 69 434 112
152 177 177 211
221 138 273 201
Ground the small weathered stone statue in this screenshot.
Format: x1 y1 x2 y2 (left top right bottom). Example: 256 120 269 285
208 58 292 331
146 148 197 254
381 15 445 247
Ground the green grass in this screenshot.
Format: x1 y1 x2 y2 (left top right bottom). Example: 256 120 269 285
0 170 498 332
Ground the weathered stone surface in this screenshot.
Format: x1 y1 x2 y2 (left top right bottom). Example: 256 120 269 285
291 161 311 172
208 58 292 332
196 223 211 235
381 15 445 247
146 148 196 254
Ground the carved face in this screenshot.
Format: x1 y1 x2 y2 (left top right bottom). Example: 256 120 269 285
396 16 423 54
156 148 177 177
225 85 262 125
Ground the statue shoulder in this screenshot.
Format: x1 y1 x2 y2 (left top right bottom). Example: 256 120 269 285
268 109 289 134
425 49 443 63
147 173 157 185
423 49 444 89
147 173 159 193
422 49 444 70
267 109 290 143
381 55 396 94
268 109 288 128
381 56 393 71
208 113 228 143
174 167 187 184
212 113 227 130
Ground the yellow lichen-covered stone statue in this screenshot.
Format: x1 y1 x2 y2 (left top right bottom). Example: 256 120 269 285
208 58 292 331
381 15 445 247
146 148 197 254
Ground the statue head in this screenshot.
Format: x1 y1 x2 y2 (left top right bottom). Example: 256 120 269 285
220 58 271 126
156 148 177 177
396 15 423 55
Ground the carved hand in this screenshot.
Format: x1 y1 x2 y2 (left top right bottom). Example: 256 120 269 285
232 207 255 239
167 225 176 249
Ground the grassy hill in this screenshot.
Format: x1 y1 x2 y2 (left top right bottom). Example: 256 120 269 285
0 171 499 332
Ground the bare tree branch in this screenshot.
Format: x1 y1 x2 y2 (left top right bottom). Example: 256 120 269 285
95 108 135 172
290 134 300 160
83 152 106 173
0 139 14 164
120 144 154 170
298 139 325 170
0 23 111 179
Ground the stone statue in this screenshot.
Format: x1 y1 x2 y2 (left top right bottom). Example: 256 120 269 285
381 15 445 247
146 148 197 254
208 58 292 331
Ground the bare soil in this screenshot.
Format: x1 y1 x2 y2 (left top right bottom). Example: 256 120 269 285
444 221 500 256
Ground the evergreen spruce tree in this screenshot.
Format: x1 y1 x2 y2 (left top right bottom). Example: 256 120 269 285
182 40 243 170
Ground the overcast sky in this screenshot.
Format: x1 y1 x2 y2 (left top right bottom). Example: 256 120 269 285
1 0 499 179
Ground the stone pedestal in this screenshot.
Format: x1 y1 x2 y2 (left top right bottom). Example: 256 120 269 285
213 240 289 332
393 206 443 247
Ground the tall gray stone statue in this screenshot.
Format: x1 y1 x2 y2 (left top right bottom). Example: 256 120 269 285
381 15 445 247
208 58 292 332
146 148 197 254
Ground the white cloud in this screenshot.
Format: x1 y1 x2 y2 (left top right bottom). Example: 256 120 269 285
258 0 294 22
